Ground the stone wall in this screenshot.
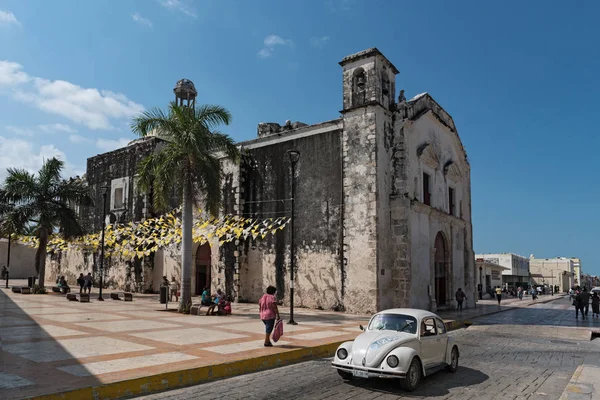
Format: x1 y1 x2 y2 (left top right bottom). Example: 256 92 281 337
239 126 344 309
0 239 37 279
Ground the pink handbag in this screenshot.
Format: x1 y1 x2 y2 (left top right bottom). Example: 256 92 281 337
272 319 284 342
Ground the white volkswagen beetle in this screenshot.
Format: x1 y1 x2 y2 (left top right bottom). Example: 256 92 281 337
332 308 459 391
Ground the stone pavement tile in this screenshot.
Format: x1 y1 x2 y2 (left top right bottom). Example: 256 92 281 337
287 330 350 340
222 321 312 334
74 319 182 332
203 340 292 354
129 327 248 345
161 315 253 325
34 312 130 322
58 352 199 377
0 372 35 389
115 311 187 319
0 325 87 341
0 315 37 327
3 336 154 362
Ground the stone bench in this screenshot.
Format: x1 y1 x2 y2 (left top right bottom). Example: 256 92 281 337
52 286 71 294
20 287 31 294
11 286 21 293
190 303 204 315
66 293 90 302
110 292 133 301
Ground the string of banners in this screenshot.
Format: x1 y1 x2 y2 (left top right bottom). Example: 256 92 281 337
17 208 290 261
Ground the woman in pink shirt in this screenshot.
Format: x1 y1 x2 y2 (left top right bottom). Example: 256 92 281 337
259 285 280 347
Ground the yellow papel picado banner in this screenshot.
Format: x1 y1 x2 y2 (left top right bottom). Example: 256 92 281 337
17 209 290 260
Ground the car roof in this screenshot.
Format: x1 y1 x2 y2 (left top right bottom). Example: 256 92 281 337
376 308 440 320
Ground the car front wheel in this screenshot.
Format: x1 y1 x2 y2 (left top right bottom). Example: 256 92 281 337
400 358 421 392
337 370 353 380
446 346 459 373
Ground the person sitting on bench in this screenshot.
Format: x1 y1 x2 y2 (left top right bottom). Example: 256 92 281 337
57 276 70 294
206 289 223 315
201 287 213 306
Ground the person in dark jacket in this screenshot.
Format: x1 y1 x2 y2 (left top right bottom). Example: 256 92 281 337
579 287 591 318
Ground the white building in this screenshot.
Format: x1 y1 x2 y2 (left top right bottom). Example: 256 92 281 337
475 260 510 297
475 253 529 289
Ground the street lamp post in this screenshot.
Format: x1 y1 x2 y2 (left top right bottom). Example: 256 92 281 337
4 203 15 289
287 149 300 326
98 186 109 301
5 228 12 289
479 266 483 300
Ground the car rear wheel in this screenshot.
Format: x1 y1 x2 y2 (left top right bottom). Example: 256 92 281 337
337 370 353 380
400 358 421 392
446 346 459 373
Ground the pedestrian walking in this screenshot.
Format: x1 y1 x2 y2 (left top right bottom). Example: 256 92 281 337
455 288 466 313
83 272 93 294
580 287 590 318
592 292 600 318
517 286 523 300
169 277 179 302
77 273 85 294
495 286 502 305
259 285 280 347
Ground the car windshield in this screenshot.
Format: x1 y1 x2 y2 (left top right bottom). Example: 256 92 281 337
368 314 418 334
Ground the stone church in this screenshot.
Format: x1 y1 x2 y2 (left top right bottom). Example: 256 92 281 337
49 48 475 314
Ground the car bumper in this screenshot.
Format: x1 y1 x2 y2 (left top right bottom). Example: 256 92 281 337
332 362 406 379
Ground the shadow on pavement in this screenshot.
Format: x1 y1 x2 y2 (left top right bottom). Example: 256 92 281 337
345 366 488 397
0 281 102 399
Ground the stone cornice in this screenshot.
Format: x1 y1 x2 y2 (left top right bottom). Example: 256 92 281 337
410 200 466 227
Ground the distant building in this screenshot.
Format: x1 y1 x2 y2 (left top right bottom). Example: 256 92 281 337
475 259 510 296
475 253 529 289
528 256 576 292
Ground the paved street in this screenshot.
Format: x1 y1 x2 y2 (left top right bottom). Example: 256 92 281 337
136 298 600 400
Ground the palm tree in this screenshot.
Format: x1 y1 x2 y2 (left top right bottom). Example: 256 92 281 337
1 158 92 287
132 102 239 312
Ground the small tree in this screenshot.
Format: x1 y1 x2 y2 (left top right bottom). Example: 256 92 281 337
0 158 92 287
132 102 239 312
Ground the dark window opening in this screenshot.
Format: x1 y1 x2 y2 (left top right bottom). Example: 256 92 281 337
449 187 455 216
423 173 431 206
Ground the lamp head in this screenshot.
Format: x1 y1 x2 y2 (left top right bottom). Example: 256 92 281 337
287 149 300 165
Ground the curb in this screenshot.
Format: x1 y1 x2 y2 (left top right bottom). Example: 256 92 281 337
28 320 470 400
28 341 345 400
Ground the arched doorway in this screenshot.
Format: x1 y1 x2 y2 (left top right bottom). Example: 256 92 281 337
195 243 211 295
434 232 448 306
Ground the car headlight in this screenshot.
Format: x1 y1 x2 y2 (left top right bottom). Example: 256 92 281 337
386 355 399 368
337 348 348 360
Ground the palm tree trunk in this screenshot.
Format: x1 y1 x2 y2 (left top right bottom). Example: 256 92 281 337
179 181 193 311
37 228 49 288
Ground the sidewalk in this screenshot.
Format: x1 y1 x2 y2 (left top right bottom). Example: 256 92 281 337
560 355 600 400
0 283 563 400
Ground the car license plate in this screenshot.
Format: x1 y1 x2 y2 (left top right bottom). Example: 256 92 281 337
353 370 369 378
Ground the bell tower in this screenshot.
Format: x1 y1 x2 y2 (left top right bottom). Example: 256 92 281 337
339 48 399 111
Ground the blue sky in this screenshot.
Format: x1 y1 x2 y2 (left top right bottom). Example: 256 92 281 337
1 0 599 274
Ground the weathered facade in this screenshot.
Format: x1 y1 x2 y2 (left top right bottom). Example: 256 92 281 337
46 48 475 313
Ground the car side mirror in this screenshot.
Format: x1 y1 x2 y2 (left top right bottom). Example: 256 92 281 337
359 325 365 331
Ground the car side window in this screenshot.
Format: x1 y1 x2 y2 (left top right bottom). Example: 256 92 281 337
435 318 446 334
421 318 437 337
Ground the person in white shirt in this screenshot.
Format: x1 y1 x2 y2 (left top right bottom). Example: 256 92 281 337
169 277 179 302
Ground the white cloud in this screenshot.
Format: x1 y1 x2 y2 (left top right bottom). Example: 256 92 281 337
0 136 82 182
0 61 30 86
0 10 21 28
5 125 34 136
159 0 197 18
132 12 152 27
310 36 330 48
69 134 91 144
96 137 131 152
258 34 292 59
0 62 145 130
39 123 76 133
